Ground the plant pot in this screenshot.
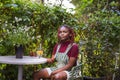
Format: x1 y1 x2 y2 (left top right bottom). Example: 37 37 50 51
15 45 24 58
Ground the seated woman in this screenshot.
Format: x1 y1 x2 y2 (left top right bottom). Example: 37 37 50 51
33 25 79 80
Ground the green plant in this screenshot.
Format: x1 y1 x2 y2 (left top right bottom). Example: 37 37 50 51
6 26 35 46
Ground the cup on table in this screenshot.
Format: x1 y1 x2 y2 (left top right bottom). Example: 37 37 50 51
36 50 43 58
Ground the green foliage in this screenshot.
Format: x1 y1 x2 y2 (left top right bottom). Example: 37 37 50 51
73 0 120 78
0 0 119 79
5 26 34 46
0 0 78 79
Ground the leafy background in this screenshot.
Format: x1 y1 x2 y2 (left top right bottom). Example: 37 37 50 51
0 0 120 80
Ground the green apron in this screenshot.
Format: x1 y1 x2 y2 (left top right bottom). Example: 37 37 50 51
50 43 73 71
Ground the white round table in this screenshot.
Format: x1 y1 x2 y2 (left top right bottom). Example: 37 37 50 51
0 56 47 80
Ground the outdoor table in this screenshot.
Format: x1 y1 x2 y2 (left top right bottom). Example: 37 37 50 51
0 56 47 80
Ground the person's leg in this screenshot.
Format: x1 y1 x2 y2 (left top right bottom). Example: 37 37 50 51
51 71 69 80
33 68 51 80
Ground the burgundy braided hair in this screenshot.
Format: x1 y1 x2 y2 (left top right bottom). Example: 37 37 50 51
57 25 76 43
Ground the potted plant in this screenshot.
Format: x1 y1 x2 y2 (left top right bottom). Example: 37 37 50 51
6 26 35 58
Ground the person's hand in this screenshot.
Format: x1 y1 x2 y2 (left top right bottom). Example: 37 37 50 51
51 71 56 75
47 58 54 63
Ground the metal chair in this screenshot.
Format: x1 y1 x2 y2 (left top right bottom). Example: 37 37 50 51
69 40 86 80
69 63 83 80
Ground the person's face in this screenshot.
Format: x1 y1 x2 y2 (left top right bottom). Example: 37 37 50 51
58 26 70 41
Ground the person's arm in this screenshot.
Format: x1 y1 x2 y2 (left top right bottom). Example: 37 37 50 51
47 44 58 63
47 54 55 63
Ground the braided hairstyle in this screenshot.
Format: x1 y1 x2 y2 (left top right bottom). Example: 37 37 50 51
57 25 76 43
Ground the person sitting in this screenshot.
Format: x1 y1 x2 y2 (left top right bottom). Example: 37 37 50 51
33 25 79 80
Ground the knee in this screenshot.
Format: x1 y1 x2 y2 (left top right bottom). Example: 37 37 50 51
53 74 61 80
33 69 50 79
52 72 67 80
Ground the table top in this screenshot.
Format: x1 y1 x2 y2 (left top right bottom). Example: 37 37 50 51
0 56 47 65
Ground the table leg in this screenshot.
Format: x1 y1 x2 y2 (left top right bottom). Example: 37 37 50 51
18 65 23 80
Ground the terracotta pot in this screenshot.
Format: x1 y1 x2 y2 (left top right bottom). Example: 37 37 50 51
15 45 24 58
